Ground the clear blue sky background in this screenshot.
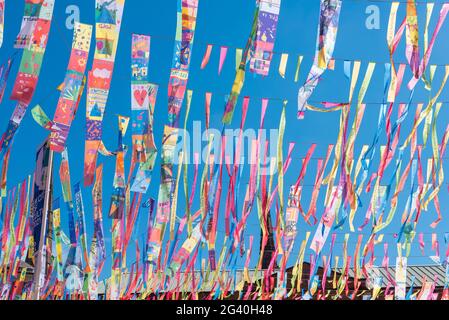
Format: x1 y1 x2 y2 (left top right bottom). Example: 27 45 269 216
2 0 449 282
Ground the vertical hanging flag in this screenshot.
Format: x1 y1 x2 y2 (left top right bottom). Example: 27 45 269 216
14 0 45 49
52 199 63 281
59 148 78 275
1 0 55 154
74 182 90 273
84 0 126 186
130 84 158 194
130 34 151 163
310 186 342 254
146 0 200 269
167 0 199 128
297 0 342 119
218 46 228 75
250 0 281 76
146 126 178 267
30 139 51 264
50 22 92 152
130 34 159 194
92 164 106 272
109 116 129 219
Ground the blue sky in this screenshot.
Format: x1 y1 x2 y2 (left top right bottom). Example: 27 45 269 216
2 0 449 282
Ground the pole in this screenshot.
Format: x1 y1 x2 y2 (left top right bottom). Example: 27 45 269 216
31 148 54 300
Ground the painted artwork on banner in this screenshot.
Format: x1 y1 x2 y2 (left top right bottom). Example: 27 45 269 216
249 0 281 76
297 0 342 119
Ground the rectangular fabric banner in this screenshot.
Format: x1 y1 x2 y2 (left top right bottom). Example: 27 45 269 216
50 22 92 152
84 0 125 186
250 0 281 76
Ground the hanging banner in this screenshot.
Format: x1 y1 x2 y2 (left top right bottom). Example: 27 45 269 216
109 116 129 219
130 84 158 194
1 0 55 154
167 0 199 128
129 34 158 194
59 148 78 275
92 164 106 271
30 138 51 259
50 22 92 152
84 0 125 186
249 0 281 76
14 0 45 49
297 0 342 119
130 34 151 163
74 182 90 273
146 126 178 266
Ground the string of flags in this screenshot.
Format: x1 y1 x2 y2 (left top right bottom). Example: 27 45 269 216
1 0 449 301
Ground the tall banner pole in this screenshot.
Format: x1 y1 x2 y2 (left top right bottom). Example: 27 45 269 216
31 143 54 300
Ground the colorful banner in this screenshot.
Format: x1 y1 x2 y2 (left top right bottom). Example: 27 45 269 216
130 84 158 194
109 116 129 219
167 0 199 128
50 22 92 152
250 0 281 76
129 34 159 194
30 138 51 259
297 0 342 119
84 0 125 186
146 126 178 267
92 164 106 273
1 0 54 153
